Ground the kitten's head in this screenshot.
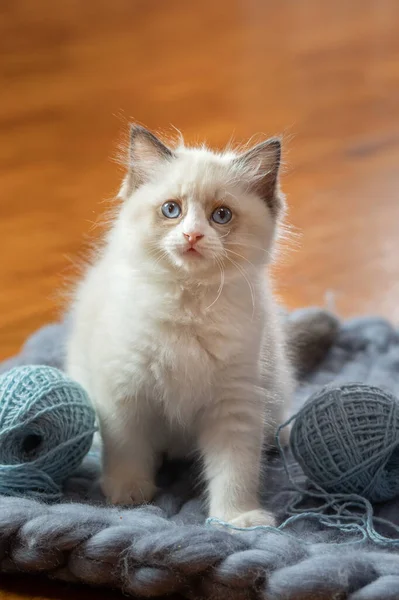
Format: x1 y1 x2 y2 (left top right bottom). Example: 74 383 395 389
118 126 286 282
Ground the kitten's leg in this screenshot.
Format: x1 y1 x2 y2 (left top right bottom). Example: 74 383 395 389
262 352 294 450
199 384 275 528
96 398 158 505
264 386 292 450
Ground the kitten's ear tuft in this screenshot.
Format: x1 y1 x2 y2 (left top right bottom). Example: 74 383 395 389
119 125 175 199
234 138 284 217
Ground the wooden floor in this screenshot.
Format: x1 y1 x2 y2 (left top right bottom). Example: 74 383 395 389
1 0 399 598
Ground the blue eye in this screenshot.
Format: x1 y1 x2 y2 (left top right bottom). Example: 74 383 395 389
161 201 181 219
211 206 232 225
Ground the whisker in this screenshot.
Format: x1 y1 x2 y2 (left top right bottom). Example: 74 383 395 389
149 248 170 268
224 241 272 257
224 248 257 269
205 256 225 310
223 190 241 203
224 255 255 320
147 248 165 260
218 228 232 239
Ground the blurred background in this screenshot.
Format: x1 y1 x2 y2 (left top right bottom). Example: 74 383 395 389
1 0 399 362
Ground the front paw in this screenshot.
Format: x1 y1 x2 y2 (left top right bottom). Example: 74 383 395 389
227 508 276 528
101 475 157 505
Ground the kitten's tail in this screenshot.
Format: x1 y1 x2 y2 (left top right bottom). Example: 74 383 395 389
284 307 340 377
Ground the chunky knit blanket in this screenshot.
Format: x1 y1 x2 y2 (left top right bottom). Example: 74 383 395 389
1 310 399 600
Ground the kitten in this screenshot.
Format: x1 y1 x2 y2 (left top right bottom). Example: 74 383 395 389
66 125 293 527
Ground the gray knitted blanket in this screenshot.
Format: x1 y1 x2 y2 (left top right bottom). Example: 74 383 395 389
1 310 399 599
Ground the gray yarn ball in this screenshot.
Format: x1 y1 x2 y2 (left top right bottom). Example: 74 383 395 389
290 383 399 503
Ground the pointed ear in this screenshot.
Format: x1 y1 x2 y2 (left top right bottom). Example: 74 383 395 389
119 125 175 199
234 138 284 217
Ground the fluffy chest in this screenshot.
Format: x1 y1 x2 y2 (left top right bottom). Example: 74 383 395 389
122 286 256 416
144 311 238 400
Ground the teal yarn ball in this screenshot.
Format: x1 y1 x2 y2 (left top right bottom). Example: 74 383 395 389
290 383 399 503
0 365 96 500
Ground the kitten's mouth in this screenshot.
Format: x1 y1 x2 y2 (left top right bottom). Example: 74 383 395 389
185 247 202 256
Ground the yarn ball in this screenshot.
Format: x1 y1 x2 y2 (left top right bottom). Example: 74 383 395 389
0 365 96 500
290 383 399 503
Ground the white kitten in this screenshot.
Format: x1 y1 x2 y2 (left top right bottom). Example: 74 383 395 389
66 126 293 527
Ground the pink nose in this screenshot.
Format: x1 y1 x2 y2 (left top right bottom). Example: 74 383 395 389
183 232 204 245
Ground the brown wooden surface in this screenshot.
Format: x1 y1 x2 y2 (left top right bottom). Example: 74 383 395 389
1 0 399 598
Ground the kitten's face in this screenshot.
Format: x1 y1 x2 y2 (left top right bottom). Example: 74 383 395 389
120 128 284 283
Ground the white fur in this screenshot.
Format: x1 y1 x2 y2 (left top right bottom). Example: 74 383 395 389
66 135 293 527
